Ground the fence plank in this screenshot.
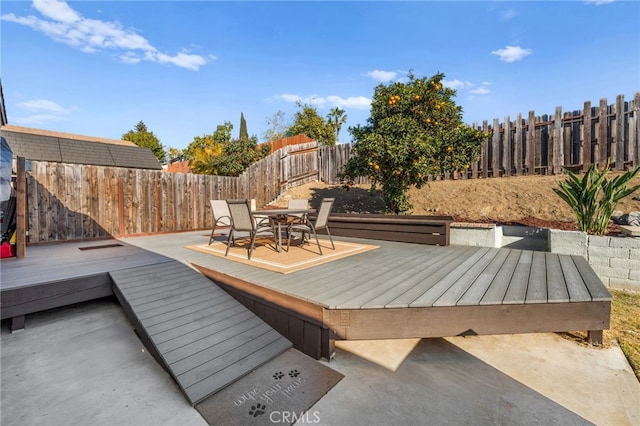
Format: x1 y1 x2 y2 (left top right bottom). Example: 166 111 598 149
615 94 625 170
583 101 592 171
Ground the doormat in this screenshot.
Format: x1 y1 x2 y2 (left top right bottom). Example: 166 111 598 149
195 348 344 426
185 240 378 274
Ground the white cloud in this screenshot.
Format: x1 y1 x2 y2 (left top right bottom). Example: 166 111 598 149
12 114 71 125
1 0 210 71
500 8 517 21
17 99 77 114
34 0 80 24
469 85 491 95
366 70 398 82
491 45 532 62
14 98 78 125
584 0 614 5
274 94 371 110
443 79 473 90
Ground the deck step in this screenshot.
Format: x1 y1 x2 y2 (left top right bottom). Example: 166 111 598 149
109 261 291 405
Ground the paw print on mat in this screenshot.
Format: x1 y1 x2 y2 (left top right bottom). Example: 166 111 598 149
273 371 284 380
288 369 300 378
249 404 266 418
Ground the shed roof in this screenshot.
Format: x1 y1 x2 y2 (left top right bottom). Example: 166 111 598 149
0 125 162 170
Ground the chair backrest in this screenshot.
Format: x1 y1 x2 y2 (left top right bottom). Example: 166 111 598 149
314 198 335 229
288 199 308 220
226 199 255 232
288 199 308 210
210 199 231 227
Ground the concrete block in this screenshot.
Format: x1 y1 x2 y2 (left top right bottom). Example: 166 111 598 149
587 236 610 247
450 224 501 248
607 267 632 280
629 269 640 281
608 236 640 249
588 246 629 259
630 248 640 260
548 230 587 257
610 258 640 270
588 256 610 267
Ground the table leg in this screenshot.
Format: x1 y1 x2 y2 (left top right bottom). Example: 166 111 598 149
277 221 282 252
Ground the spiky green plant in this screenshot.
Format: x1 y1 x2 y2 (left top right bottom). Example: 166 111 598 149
553 162 640 235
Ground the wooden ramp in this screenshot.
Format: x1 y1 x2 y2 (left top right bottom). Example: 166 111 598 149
109 261 292 405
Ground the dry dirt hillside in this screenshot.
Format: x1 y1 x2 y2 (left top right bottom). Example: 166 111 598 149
271 173 640 232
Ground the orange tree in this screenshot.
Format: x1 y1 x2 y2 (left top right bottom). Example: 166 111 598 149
341 72 488 214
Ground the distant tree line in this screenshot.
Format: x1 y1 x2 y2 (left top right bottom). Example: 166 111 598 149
123 103 347 177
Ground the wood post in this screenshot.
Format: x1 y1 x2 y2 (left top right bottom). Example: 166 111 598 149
588 329 603 346
15 156 26 259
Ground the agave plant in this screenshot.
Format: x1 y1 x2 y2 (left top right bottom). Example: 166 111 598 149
553 161 640 235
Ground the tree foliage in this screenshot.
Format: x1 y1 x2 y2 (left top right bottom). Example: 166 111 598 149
554 162 640 235
122 121 166 163
341 72 487 214
184 121 232 175
327 107 347 142
262 110 289 142
239 112 249 141
288 101 336 146
210 136 271 177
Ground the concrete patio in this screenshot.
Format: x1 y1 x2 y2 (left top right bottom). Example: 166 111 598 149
2 297 638 425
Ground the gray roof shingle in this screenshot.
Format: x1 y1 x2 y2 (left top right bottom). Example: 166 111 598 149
0 125 162 170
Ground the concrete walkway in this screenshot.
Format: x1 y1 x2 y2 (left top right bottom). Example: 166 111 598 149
2 298 638 425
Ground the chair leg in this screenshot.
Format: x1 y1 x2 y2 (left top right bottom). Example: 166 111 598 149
209 224 217 245
224 230 234 257
326 227 335 249
248 232 257 260
308 224 322 255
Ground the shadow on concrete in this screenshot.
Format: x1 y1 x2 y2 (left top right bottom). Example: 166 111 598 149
315 338 592 425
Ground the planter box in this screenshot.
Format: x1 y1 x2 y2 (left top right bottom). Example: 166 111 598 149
318 213 453 246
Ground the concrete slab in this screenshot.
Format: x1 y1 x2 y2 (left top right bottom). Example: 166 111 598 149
1 298 207 426
2 299 639 425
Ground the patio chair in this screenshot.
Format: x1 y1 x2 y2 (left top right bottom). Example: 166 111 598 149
209 199 232 245
286 198 335 255
225 199 275 260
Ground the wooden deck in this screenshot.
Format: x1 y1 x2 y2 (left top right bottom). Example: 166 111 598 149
0 240 291 405
121 231 612 360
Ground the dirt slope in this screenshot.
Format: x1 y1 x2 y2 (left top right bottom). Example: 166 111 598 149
271 173 640 232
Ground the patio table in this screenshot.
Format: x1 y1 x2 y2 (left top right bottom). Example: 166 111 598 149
252 208 316 252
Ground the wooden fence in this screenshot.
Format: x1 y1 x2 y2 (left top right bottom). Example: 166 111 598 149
22 93 639 243
25 142 317 243
317 93 640 182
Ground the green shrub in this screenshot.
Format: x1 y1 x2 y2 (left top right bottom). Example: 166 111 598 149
553 162 640 235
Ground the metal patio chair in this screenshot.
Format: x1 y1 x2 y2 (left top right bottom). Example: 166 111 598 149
286 198 335 255
225 199 275 260
208 199 232 245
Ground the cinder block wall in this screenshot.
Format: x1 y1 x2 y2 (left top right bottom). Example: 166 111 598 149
549 230 640 291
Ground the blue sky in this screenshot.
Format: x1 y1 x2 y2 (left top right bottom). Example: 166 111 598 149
1 0 639 152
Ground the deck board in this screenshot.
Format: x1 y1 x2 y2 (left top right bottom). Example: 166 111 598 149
503 250 533 304
525 251 548 304
545 253 570 303
457 248 511 306
387 246 481 308
410 247 491 307
572 255 613 301
434 248 501 307
110 261 291 405
361 245 473 308
559 256 592 302
480 249 521 305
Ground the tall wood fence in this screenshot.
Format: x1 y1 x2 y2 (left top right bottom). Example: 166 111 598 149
23 93 639 243
317 93 640 183
25 142 317 243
